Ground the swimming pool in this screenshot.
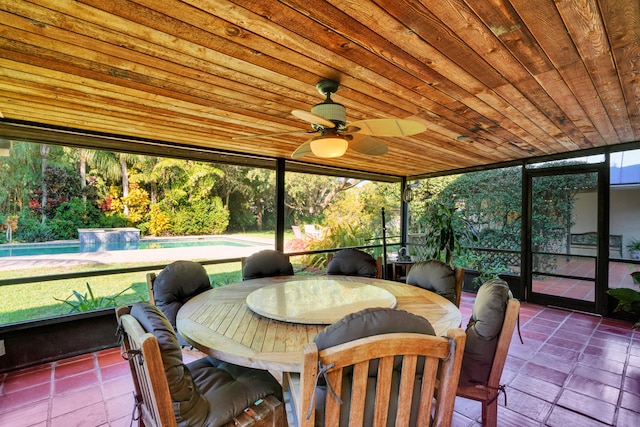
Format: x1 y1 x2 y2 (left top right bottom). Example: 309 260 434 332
0 237 259 258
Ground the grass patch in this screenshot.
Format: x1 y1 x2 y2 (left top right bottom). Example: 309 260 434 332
0 261 243 325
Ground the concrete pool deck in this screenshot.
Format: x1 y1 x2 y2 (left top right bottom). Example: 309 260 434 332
0 235 274 271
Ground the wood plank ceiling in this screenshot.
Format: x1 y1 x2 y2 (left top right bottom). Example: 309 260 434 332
0 0 638 178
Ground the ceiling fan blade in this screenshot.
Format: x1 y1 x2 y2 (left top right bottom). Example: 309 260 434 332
291 139 313 159
292 109 335 128
349 119 426 137
349 134 388 156
232 129 315 140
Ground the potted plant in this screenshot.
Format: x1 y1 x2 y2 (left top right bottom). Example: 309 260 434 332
607 271 640 329
626 238 640 260
422 202 477 268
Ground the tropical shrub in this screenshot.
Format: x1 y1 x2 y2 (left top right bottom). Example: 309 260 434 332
122 184 150 224
285 238 308 253
49 198 104 239
54 282 133 313
12 208 54 242
99 212 128 228
171 198 229 235
305 223 376 268
29 166 81 219
148 204 171 236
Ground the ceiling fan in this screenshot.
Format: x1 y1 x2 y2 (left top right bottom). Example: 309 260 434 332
234 79 427 159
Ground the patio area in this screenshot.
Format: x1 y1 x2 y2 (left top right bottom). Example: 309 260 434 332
0 291 638 427
532 259 640 302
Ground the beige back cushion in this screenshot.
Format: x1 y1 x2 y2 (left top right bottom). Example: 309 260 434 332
459 279 511 386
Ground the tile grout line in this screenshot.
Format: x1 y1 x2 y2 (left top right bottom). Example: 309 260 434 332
612 327 638 426
47 361 55 427
545 311 611 425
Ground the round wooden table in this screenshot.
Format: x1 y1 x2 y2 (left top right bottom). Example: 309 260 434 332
177 275 461 373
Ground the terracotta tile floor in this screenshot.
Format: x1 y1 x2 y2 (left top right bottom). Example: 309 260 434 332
532 260 640 302
1 293 639 426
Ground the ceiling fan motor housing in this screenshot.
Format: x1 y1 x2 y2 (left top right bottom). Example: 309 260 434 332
311 102 346 127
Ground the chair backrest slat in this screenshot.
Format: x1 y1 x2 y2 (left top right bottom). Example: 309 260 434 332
395 354 418 426
348 363 368 425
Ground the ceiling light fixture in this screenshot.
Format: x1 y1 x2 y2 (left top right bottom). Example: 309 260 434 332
309 135 348 158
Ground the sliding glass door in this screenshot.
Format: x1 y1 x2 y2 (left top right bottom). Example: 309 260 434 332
525 163 607 313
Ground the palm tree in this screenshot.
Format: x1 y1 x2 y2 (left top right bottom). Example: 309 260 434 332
39 144 50 224
86 150 142 217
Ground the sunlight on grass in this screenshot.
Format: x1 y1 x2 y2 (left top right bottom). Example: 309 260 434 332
0 262 243 324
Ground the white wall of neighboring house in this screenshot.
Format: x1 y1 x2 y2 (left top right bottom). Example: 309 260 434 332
611 187 640 258
573 187 640 259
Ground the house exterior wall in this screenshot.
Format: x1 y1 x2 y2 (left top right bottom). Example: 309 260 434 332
573 187 640 259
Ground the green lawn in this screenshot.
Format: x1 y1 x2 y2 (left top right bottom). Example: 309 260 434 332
0 261 243 325
0 231 301 325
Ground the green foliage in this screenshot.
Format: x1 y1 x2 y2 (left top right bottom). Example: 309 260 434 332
411 166 597 275
54 282 133 313
122 184 149 224
148 204 171 236
285 173 359 225
0 142 43 215
626 238 640 252
422 202 477 267
49 199 104 240
171 198 229 235
305 223 376 268
31 166 82 219
245 169 276 231
99 212 128 228
13 208 54 242
433 168 522 252
607 287 640 329
467 253 509 288
210 272 242 287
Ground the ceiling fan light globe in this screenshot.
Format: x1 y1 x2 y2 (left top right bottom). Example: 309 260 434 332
310 136 348 158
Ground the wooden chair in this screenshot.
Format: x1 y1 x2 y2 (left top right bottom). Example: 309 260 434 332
327 252 383 278
146 272 157 305
453 267 465 307
456 298 520 427
241 249 294 280
286 328 466 427
406 260 462 307
303 224 322 239
145 261 212 347
116 305 285 427
326 249 382 279
291 225 304 239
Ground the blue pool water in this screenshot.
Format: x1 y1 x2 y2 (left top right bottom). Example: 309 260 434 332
0 237 254 258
